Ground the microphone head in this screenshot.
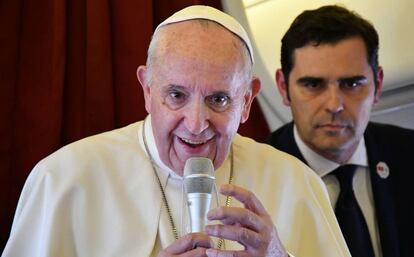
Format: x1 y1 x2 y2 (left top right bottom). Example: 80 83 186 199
184 157 215 194
184 157 214 176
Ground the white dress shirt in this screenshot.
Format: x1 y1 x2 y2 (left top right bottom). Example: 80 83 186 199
294 125 382 257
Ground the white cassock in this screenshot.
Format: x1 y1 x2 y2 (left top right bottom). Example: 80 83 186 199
3 116 350 257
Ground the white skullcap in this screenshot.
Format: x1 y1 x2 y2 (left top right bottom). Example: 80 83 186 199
155 5 254 64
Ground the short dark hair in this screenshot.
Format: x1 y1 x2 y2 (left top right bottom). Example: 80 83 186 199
281 5 379 85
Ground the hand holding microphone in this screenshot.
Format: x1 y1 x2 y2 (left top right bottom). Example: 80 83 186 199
204 184 288 257
181 158 287 256
156 157 216 257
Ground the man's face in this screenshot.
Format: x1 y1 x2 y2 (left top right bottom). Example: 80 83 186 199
138 22 259 175
276 37 383 162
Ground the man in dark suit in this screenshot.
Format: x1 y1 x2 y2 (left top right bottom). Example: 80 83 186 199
266 5 414 257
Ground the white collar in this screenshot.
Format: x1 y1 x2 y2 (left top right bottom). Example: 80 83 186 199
293 124 368 177
139 115 182 180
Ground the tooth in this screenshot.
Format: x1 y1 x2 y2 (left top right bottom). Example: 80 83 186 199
182 138 206 144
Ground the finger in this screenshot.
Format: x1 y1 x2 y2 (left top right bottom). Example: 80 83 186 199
180 247 210 257
204 224 262 249
219 184 267 216
207 206 264 231
159 247 209 257
206 248 250 257
220 220 242 227
163 233 213 254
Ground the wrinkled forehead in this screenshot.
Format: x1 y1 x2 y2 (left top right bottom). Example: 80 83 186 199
154 24 246 89
158 21 245 59
151 21 250 85
154 5 254 64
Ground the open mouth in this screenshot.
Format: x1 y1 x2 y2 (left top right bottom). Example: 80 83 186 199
179 137 209 148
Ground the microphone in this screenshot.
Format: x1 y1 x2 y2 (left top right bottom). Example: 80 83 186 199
183 157 216 233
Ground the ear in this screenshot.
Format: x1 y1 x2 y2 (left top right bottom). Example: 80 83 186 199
275 69 291 106
240 76 261 124
136 65 152 113
373 66 384 104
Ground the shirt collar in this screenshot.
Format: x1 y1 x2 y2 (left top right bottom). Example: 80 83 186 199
293 124 368 177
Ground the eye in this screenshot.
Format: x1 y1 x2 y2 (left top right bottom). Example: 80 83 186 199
341 80 361 89
303 81 321 89
206 93 231 112
169 90 185 100
297 78 324 91
209 94 228 105
164 89 188 110
339 77 367 91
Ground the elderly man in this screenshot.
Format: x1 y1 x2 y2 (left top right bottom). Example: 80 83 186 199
3 5 349 257
266 5 414 257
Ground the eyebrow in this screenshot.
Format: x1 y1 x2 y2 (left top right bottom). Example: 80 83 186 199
296 76 324 85
209 90 231 96
296 75 368 84
338 76 368 84
166 84 233 95
166 84 186 90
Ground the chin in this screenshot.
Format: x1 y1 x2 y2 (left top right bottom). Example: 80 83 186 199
325 140 352 153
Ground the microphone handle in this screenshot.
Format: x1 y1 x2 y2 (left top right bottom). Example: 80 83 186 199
187 193 212 232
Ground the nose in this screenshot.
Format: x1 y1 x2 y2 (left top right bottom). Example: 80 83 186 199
324 85 344 114
184 99 210 135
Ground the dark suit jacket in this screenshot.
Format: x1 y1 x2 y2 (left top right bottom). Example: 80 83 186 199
266 121 414 257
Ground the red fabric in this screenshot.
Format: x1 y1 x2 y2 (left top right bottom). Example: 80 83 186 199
0 0 269 249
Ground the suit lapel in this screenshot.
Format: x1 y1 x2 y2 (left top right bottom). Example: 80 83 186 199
365 127 400 257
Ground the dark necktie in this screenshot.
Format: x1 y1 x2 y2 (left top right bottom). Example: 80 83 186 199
333 164 375 257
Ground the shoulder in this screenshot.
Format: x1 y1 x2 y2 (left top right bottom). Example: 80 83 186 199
32 121 145 184
233 133 314 180
365 122 414 148
366 122 414 135
364 122 414 177
265 122 293 145
44 121 142 160
235 132 295 159
18 121 150 213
